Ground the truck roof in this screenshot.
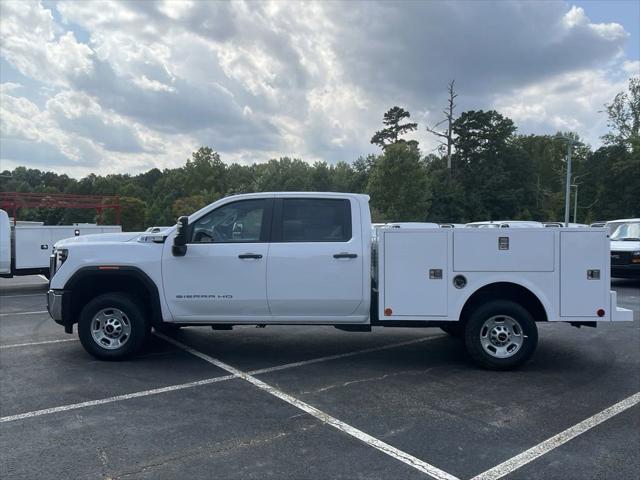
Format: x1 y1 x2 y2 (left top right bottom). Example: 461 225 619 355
223 192 370 200
188 192 371 223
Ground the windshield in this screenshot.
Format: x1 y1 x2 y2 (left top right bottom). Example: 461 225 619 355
611 222 640 241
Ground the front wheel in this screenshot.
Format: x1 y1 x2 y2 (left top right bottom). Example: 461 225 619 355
464 300 538 370
78 293 149 360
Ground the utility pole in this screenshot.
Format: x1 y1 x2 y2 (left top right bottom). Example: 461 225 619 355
570 173 587 224
572 184 578 224
564 146 572 227
555 136 583 227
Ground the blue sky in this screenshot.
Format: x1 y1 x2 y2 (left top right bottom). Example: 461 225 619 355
574 0 639 58
1 1 638 177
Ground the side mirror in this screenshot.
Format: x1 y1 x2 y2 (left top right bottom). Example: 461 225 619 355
172 216 189 256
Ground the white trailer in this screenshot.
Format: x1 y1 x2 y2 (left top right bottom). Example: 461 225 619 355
0 209 121 278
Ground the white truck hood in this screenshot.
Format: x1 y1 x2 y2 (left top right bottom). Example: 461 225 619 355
610 240 640 252
55 232 143 247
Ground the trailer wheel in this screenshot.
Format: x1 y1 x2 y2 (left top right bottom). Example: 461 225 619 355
440 324 463 337
464 300 538 370
78 293 149 360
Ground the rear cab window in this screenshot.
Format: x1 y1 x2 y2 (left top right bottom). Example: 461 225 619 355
276 198 352 242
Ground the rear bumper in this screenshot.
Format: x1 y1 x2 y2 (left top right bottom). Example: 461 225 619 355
610 290 633 322
611 264 640 279
47 289 73 333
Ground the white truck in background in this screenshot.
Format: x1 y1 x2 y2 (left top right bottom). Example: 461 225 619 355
0 209 121 278
46 192 633 370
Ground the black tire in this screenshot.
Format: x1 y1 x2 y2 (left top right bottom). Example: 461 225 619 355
78 292 149 360
440 323 463 337
464 300 538 370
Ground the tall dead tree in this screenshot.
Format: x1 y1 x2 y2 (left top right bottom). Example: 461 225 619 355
426 80 457 170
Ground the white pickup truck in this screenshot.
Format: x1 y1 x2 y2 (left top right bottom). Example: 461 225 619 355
47 192 633 369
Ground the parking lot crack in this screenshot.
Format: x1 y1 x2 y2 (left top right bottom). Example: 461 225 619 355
298 369 435 395
106 422 320 479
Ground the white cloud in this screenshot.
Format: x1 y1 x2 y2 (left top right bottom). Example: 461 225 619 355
493 68 627 144
1 89 101 166
0 0 637 176
623 60 640 76
0 86 194 175
0 1 93 86
564 6 627 42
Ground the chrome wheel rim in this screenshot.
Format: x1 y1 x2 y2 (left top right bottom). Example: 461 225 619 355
90 308 131 350
479 315 524 358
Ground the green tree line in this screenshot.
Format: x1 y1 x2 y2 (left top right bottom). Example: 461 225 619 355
1 78 638 231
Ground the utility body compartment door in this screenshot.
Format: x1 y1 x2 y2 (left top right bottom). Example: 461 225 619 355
560 230 609 318
453 229 554 272
14 228 54 269
381 230 448 317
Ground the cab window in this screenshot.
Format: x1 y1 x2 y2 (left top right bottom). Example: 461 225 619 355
279 198 351 242
190 199 268 243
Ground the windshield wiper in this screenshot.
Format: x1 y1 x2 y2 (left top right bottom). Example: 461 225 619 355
615 237 640 241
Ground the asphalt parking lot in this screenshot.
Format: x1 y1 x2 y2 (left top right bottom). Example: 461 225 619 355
1 276 638 480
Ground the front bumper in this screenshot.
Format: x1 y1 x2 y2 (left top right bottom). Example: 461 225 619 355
47 289 72 332
611 264 640 279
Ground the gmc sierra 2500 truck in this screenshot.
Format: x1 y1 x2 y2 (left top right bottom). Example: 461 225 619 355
47 192 633 369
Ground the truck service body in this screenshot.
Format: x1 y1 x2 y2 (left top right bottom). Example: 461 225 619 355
47 192 633 369
0 209 121 278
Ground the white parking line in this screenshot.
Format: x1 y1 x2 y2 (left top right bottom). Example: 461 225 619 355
250 335 444 375
0 375 236 423
471 391 640 480
0 293 46 299
0 310 48 317
155 332 459 480
0 334 438 422
0 338 76 349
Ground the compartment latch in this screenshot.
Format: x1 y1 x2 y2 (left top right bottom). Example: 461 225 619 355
587 269 600 280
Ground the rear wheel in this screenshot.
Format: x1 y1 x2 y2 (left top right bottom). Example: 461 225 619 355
78 293 149 360
464 300 538 370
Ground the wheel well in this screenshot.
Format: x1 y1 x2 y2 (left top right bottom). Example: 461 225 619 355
460 282 548 324
66 269 162 326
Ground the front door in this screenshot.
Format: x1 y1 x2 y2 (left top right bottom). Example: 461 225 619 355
267 197 366 321
162 198 273 322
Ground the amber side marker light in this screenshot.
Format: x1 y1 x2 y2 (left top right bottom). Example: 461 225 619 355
384 308 393 316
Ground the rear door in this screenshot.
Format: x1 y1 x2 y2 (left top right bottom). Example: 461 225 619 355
266 197 365 320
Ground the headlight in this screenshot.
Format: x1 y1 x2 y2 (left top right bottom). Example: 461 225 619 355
633 251 640 264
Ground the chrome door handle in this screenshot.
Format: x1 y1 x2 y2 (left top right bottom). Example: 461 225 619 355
333 253 357 259
238 253 263 259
